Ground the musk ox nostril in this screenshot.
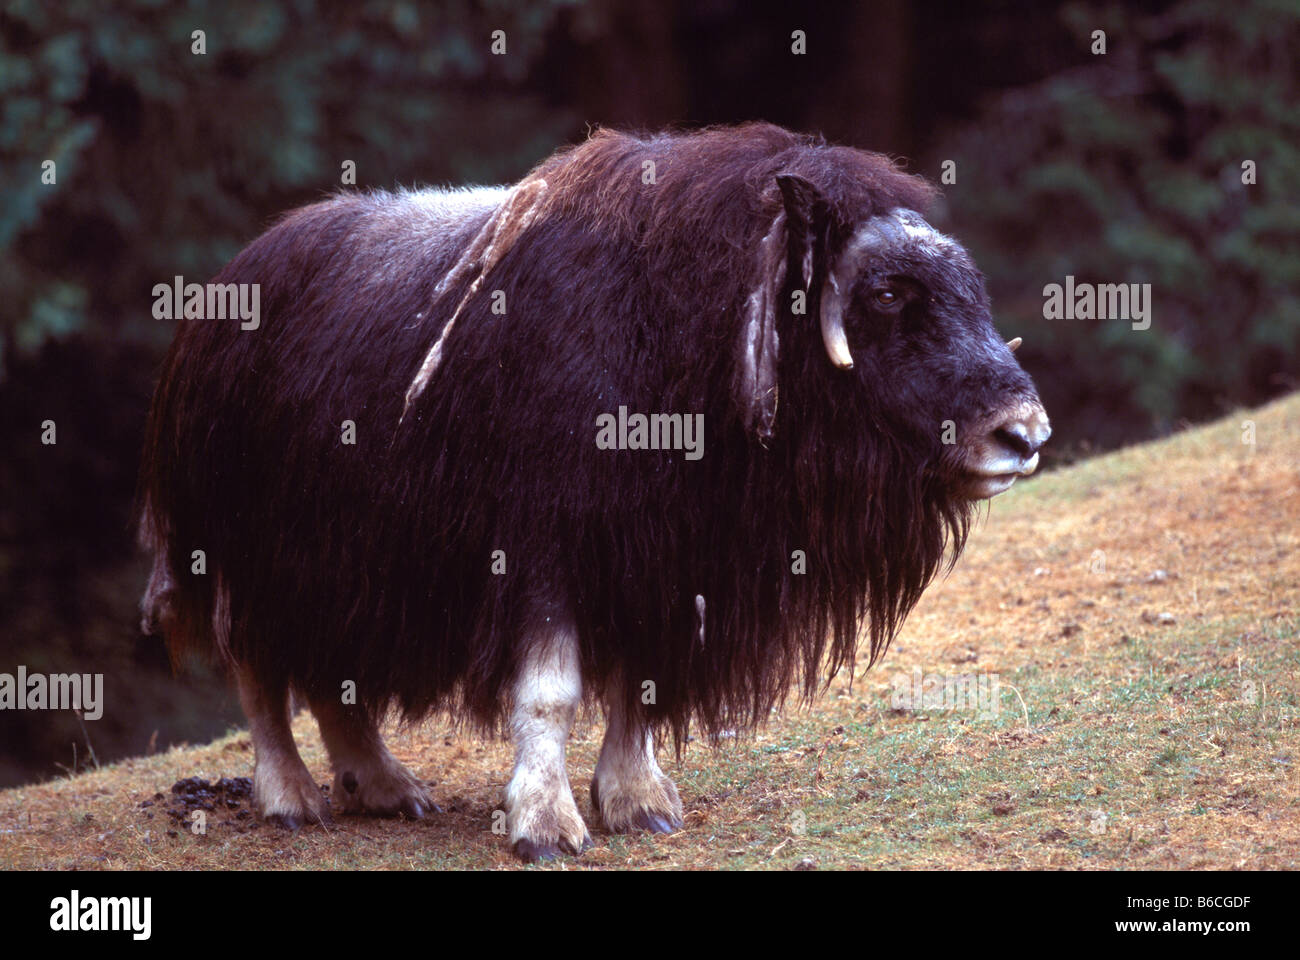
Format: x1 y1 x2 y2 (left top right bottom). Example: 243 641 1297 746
993 423 1034 458
992 404 1051 460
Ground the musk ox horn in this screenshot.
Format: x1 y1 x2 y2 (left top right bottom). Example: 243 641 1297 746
819 208 965 371
1006 337 1022 352
819 272 855 370
818 211 901 372
772 173 858 372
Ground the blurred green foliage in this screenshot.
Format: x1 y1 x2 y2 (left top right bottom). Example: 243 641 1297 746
939 0 1299 452
0 0 580 367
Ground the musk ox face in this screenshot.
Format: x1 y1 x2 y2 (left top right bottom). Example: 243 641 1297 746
799 198 1050 502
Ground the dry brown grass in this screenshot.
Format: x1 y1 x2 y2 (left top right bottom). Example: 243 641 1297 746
2 394 1297 870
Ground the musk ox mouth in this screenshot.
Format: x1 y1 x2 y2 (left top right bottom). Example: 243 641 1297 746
956 399 1051 500
963 450 1040 500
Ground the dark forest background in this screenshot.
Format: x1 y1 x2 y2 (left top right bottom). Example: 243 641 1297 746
1 0 1296 786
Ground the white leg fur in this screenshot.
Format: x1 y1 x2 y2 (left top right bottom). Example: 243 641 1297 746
591 691 683 834
311 699 434 819
236 665 330 828
505 624 591 860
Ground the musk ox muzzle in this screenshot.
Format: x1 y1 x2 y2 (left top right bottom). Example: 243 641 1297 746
137 123 1048 860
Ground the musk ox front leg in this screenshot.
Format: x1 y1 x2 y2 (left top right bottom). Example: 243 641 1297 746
236 665 331 829
505 624 592 861
310 699 435 819
591 690 683 835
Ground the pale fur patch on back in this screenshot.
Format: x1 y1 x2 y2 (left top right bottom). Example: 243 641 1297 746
401 178 550 418
360 185 511 289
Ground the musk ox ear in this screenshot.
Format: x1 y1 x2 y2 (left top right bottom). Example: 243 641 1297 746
737 174 830 441
776 174 824 292
777 173 855 372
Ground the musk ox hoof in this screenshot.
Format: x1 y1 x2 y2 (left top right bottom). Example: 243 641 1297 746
266 809 331 832
505 779 591 862
513 838 558 862
513 832 594 863
590 776 684 835
257 778 331 831
400 796 438 819
630 809 681 834
333 762 438 819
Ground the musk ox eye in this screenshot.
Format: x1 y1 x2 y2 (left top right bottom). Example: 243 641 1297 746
874 288 902 308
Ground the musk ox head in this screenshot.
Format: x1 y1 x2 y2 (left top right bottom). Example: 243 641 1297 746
742 164 1050 503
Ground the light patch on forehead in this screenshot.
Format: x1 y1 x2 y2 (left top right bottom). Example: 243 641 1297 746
825 207 974 311
842 207 963 266
817 207 977 369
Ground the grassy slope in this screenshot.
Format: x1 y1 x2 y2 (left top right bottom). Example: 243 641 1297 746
2 394 1297 870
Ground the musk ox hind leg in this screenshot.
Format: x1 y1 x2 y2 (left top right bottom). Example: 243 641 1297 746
235 664 331 830
309 698 436 819
505 622 593 861
590 689 683 835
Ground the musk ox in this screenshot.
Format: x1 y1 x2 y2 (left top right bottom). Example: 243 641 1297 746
138 123 1050 861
